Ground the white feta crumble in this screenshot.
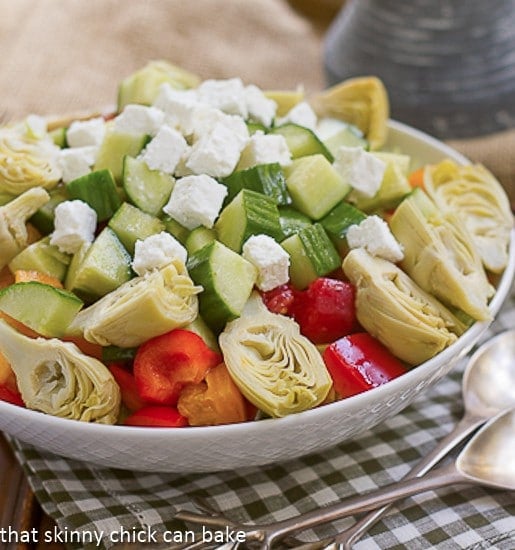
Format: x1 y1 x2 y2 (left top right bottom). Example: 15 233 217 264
244 84 277 127
25 115 47 139
277 101 318 131
197 77 248 118
239 131 291 168
186 117 249 178
113 105 164 136
242 234 290 292
58 146 98 183
49 200 97 254
333 146 386 197
132 231 187 276
163 174 228 230
138 126 188 174
152 84 203 135
66 117 106 147
346 215 404 263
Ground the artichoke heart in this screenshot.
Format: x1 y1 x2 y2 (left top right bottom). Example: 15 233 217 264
0 319 120 423
219 294 332 418
67 259 201 347
343 248 467 366
0 187 50 270
424 160 513 273
0 125 62 195
310 76 389 150
389 189 494 321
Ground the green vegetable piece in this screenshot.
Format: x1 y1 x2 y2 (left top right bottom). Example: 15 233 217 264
108 202 165 255
102 345 137 364
29 187 68 235
222 163 290 206
49 127 67 148
215 189 284 253
320 201 367 254
187 240 257 333
271 123 333 161
317 118 368 156
285 154 351 220
0 281 83 337
123 155 175 216
162 216 190 245
66 169 121 222
185 226 216 255
278 205 312 238
281 224 340 289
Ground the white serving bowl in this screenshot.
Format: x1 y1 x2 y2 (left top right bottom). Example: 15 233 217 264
0 120 513 473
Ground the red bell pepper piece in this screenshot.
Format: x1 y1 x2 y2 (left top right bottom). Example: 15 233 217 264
323 333 407 398
108 363 147 412
293 277 358 344
133 329 222 406
124 406 188 427
0 384 24 407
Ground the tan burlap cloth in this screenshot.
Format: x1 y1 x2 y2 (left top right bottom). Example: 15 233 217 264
1 0 514 207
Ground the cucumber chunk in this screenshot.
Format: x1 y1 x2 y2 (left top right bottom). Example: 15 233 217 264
187 241 257 333
285 154 351 220
123 155 174 216
0 282 83 337
281 224 340 289
162 216 190 245
66 169 121 222
222 163 290 206
185 226 216 255
8 237 71 282
278 206 312 238
320 201 367 254
215 189 284 253
271 123 333 162
108 202 165 255
317 118 368 155
29 187 69 234
65 227 132 303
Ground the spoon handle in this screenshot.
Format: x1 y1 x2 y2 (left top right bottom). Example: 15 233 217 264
331 412 485 549
267 461 465 547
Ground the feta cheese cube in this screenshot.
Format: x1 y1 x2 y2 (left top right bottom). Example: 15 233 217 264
277 101 318 131
50 200 97 254
58 146 98 183
66 117 106 147
197 77 248 118
242 234 290 291
138 126 188 174
333 146 386 197
245 84 277 127
163 174 228 230
186 117 249 178
132 231 187 276
346 215 404 262
239 131 291 169
113 105 164 137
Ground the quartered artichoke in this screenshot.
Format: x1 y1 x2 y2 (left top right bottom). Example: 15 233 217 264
310 76 389 150
423 160 513 273
342 248 467 366
389 189 494 321
0 319 120 423
67 259 201 347
219 294 332 417
0 187 50 270
0 124 62 195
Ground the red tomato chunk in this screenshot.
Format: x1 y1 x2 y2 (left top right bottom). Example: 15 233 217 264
323 333 407 398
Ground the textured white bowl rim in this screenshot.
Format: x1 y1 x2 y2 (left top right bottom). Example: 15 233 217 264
0 119 513 472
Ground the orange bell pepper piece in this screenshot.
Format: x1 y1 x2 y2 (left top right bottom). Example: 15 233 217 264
408 166 426 189
14 269 63 288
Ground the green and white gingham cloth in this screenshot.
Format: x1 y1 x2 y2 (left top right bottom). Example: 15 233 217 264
8 282 515 550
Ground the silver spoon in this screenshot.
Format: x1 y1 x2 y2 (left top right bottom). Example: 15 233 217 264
176 407 515 550
316 327 515 549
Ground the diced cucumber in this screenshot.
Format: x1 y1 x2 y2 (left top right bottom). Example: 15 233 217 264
8 237 71 281
102 345 137 364
264 90 304 117
214 189 284 252
278 206 312 238
185 226 216 255
320 201 367 254
281 224 340 289
246 121 268 135
49 126 67 148
66 169 121 222
0 281 83 337
65 227 132 303
122 155 174 216
271 123 333 162
317 118 368 155
162 216 190 245
187 241 257 333
222 163 290 206
285 154 351 220
108 202 165 255
94 128 150 182
28 187 68 234
184 315 220 351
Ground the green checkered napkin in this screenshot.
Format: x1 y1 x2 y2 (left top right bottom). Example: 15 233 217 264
9 284 515 550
